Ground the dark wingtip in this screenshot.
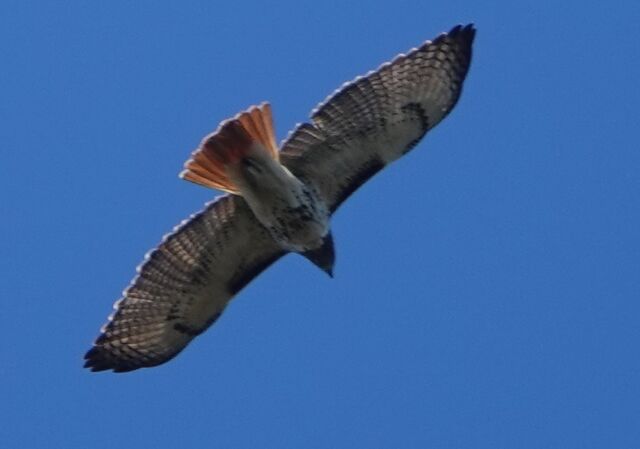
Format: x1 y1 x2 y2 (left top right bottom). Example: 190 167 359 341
433 23 476 50
83 346 110 372
83 345 139 373
449 23 476 42
449 24 463 34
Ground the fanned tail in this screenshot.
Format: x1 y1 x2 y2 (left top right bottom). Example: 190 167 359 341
180 102 279 194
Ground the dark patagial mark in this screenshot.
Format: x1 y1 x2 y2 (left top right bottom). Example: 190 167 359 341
173 323 201 336
331 157 386 212
228 251 286 295
173 311 223 336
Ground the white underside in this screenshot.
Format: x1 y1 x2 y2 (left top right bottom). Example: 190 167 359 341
229 154 330 252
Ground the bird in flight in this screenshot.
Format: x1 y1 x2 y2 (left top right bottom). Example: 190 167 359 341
85 24 476 372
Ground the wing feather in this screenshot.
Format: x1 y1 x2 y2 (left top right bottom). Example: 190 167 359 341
84 195 285 372
280 24 475 213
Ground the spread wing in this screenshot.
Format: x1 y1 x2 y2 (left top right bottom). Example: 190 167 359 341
84 195 285 372
280 24 475 213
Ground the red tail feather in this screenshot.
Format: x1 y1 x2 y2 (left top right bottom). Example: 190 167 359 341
180 103 279 194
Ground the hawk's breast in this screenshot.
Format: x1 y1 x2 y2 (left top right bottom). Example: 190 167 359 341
264 183 329 252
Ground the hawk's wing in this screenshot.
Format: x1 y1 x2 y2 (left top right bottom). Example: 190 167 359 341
84 195 285 372
280 24 475 213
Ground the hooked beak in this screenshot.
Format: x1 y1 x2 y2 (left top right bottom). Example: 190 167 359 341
301 232 335 278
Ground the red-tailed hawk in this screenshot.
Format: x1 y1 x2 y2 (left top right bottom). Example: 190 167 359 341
85 24 476 372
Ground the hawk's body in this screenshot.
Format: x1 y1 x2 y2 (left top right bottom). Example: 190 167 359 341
228 147 330 254
85 24 476 372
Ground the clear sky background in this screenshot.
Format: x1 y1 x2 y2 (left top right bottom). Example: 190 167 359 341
1 1 638 447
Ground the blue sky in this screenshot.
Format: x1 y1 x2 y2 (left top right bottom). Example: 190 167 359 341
1 1 639 447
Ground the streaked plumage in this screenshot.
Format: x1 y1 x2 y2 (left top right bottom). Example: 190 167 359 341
85 24 476 372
